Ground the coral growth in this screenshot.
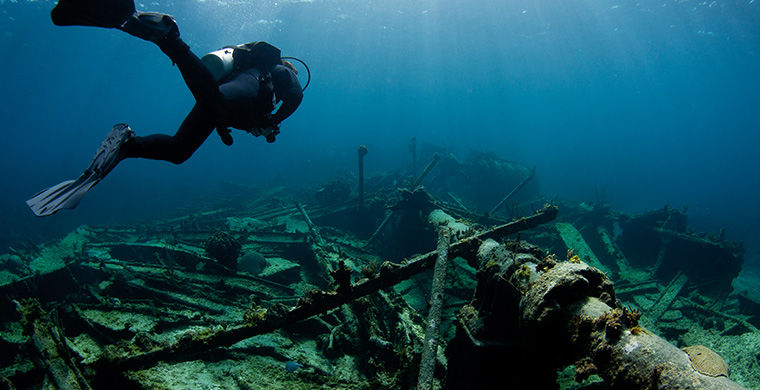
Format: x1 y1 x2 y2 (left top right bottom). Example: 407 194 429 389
514 264 532 282
596 306 642 341
360 259 381 279
574 357 598 382
330 260 353 294
536 253 558 273
204 231 242 271
566 249 581 264
243 303 268 325
622 306 642 328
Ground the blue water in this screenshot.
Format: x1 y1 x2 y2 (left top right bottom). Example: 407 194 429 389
1 0 758 262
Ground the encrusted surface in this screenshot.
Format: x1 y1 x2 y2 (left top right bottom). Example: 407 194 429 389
683 345 730 377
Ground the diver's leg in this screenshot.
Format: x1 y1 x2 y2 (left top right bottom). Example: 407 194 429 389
120 13 222 110
159 38 222 110
123 105 215 164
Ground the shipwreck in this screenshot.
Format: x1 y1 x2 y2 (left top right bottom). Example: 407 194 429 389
0 147 755 389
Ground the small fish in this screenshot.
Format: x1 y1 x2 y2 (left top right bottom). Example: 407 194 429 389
285 361 303 373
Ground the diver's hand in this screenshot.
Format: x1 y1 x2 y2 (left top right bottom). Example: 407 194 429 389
248 123 280 143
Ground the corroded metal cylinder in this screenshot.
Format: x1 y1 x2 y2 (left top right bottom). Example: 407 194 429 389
446 240 746 389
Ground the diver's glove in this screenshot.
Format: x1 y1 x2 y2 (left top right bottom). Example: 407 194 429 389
248 121 281 143
265 127 280 143
216 127 233 146
248 113 280 144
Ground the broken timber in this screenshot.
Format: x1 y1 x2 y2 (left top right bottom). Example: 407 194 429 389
91 205 559 374
647 272 689 323
18 300 93 390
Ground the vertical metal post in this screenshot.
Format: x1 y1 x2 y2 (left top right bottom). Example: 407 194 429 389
358 145 368 208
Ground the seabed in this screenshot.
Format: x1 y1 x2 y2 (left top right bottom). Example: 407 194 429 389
1 150 757 389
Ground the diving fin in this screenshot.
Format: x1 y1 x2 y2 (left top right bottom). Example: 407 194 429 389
51 0 136 28
120 12 179 43
26 123 134 217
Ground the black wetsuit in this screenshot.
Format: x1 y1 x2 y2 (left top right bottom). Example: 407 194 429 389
123 35 303 164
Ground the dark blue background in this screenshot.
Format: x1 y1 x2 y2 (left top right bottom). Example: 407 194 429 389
1 0 758 263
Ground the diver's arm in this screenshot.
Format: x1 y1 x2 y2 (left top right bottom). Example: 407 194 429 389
271 66 304 124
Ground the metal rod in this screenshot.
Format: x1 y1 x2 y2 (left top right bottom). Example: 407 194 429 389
447 192 470 212
489 166 536 216
296 202 324 246
413 153 440 187
366 211 393 245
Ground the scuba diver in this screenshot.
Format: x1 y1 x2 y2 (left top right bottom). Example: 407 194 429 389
27 0 306 217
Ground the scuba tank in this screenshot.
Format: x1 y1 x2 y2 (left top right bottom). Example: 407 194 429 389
201 41 311 90
201 41 281 82
201 47 235 82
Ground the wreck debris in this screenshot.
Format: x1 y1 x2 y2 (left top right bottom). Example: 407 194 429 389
366 187 436 247
314 180 353 207
367 154 441 247
366 187 464 261
89 206 559 375
555 222 611 276
417 228 451 390
617 207 743 300
678 296 758 334
488 165 535 216
425 151 539 215
124 279 225 314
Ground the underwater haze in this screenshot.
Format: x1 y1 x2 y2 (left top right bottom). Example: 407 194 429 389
1 0 759 262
